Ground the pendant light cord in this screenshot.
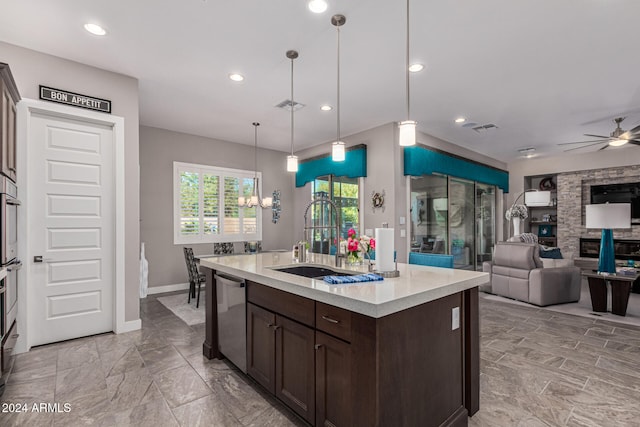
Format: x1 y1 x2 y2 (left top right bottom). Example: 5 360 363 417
254 123 258 178
253 122 260 200
406 0 411 121
337 24 341 143
290 56 295 156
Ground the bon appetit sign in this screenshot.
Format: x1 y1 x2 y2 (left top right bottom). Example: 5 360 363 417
39 86 111 114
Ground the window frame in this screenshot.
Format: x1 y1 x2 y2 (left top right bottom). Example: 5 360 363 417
173 161 262 244
310 175 363 240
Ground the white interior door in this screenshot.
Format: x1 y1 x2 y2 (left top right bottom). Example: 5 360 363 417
28 112 114 346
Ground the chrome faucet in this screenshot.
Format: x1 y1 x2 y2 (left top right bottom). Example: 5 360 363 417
303 195 341 268
359 241 374 272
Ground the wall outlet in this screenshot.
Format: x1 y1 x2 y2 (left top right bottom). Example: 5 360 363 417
399 216 406 225
452 307 460 330
365 229 373 236
400 229 406 238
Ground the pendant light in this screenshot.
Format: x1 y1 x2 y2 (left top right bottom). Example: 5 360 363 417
398 0 416 147
331 14 346 162
238 122 272 208
286 50 299 172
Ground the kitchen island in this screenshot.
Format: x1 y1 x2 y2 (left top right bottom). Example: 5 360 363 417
200 252 489 427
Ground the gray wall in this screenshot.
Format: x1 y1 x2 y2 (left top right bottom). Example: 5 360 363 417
1 41 141 322
140 126 295 288
292 123 507 263
506 147 640 242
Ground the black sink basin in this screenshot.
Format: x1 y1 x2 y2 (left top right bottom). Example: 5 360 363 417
273 266 354 279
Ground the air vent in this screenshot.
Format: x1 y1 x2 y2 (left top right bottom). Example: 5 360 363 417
275 99 305 112
471 123 498 133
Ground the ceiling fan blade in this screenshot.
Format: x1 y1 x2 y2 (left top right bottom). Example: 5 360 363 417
629 124 640 134
563 141 607 152
628 140 640 145
598 144 609 151
558 139 608 146
584 134 610 139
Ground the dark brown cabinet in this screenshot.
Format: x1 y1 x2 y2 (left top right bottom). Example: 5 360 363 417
275 315 315 423
315 330 351 427
206 273 479 427
247 302 315 424
0 63 20 183
247 303 275 392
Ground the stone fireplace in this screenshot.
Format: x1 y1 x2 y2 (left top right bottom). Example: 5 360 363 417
556 164 640 259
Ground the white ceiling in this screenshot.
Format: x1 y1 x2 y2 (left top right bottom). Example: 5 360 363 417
2 0 640 162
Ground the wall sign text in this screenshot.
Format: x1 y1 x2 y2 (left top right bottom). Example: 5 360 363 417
39 86 111 113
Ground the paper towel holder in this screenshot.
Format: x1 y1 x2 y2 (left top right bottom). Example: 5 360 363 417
374 268 400 278
374 222 399 277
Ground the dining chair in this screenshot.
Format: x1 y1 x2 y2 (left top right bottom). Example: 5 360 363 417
183 247 206 308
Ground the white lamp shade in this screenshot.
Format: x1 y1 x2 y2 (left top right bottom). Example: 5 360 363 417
524 191 551 207
250 195 259 206
287 155 298 172
332 141 345 161
398 120 417 146
585 203 631 229
262 197 273 207
237 196 245 206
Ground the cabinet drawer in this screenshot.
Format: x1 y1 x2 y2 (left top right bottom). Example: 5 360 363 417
247 281 315 327
316 302 351 342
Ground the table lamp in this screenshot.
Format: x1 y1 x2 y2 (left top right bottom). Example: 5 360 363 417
585 203 631 274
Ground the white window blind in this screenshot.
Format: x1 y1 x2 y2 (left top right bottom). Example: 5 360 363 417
174 162 262 244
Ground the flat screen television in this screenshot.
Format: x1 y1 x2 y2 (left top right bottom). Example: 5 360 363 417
590 182 640 224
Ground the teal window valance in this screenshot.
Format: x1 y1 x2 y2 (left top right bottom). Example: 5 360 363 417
296 145 367 188
403 145 509 192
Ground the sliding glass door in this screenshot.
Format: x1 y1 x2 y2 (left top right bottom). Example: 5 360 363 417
450 178 474 269
410 175 448 255
410 175 497 270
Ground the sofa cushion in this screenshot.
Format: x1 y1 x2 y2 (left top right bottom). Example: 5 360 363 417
494 242 543 270
541 258 574 268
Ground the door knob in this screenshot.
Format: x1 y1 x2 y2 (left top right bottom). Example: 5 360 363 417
33 256 52 263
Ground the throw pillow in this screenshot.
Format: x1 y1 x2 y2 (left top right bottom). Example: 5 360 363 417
539 246 563 259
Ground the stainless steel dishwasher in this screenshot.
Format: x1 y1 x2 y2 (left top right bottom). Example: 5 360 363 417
215 273 247 373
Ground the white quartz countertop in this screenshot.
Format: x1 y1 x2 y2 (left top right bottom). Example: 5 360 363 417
199 252 489 318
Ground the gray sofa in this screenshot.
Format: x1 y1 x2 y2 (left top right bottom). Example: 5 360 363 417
482 242 581 306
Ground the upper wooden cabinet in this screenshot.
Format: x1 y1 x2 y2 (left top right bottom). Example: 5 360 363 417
0 63 20 183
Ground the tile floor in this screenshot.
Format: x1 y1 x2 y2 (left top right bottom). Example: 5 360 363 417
1 291 640 426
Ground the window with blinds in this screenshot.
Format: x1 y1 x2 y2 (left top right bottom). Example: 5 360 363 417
174 162 262 244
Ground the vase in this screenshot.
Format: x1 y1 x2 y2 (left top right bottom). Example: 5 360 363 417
346 252 362 266
512 217 521 236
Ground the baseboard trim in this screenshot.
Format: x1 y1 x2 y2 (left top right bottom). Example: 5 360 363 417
146 282 190 295
116 319 141 334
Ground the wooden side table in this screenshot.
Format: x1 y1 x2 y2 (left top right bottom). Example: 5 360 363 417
582 271 639 316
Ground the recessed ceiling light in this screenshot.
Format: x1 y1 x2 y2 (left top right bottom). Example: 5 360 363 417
408 63 424 73
454 117 466 124
84 23 106 36
308 0 328 13
320 105 332 111
229 73 244 82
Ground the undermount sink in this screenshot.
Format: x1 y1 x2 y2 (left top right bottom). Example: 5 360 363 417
272 265 355 279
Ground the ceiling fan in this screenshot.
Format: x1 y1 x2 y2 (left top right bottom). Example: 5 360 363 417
558 117 640 152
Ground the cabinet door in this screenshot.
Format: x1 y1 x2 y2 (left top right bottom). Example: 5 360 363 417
316 331 351 427
247 303 275 393
1 82 8 178
275 314 315 424
7 98 16 181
